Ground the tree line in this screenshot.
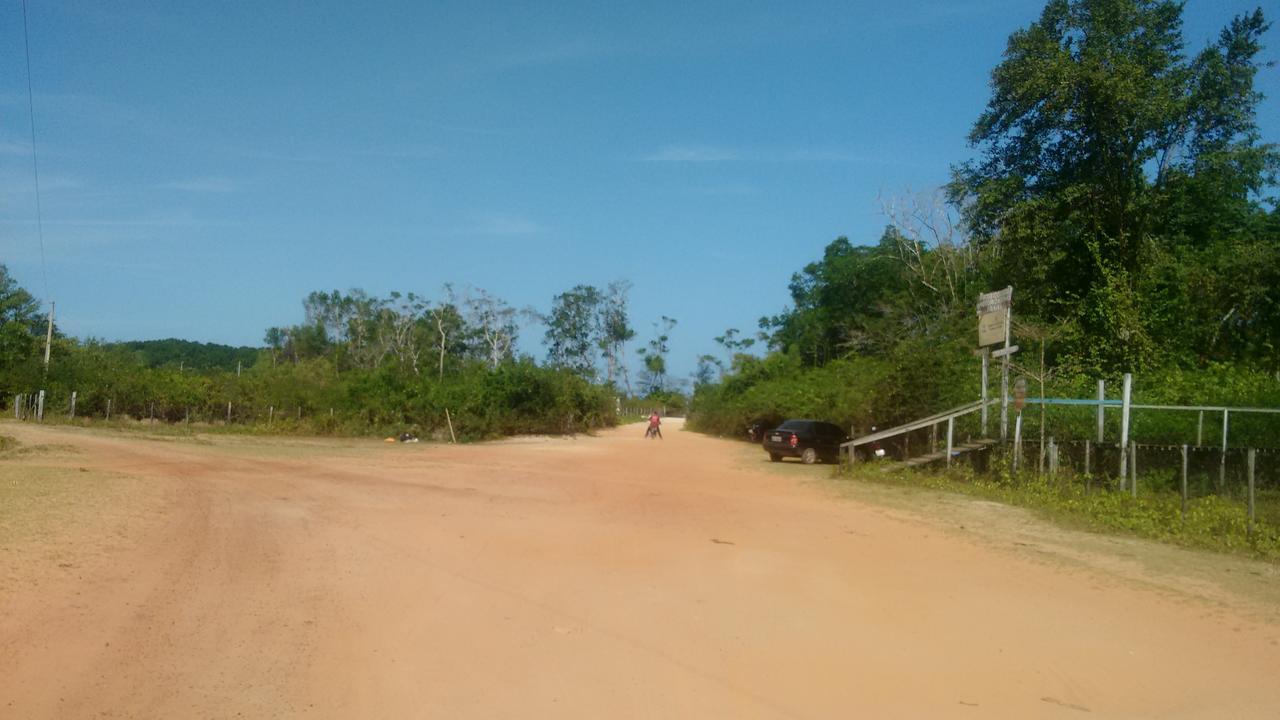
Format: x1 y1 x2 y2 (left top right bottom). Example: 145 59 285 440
0 267 683 438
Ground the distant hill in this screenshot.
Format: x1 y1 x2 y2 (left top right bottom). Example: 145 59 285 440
110 338 261 371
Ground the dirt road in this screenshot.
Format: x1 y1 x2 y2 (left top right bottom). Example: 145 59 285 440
2 419 1279 718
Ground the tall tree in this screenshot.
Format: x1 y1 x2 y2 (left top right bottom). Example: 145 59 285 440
544 284 603 377
597 280 636 391
636 316 677 395
950 0 1276 369
0 265 42 332
463 287 520 369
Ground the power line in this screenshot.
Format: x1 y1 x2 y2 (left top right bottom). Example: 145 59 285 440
21 0 49 301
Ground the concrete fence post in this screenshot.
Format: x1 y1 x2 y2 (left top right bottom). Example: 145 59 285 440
1096 379 1105 443
1118 373 1132 480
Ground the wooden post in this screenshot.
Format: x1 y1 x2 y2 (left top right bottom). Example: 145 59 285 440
269 406 274 425
930 423 937 454
237 360 242 377
980 352 989 437
1083 439 1091 477
1118 373 1132 480
1130 440 1137 498
1180 445 1188 521
1096 379 1105 443
14 394 20 419
946 416 954 468
184 407 189 424
445 408 457 444
1247 448 1256 541
1001 354 1010 441
1196 410 1203 447
226 401 232 423
106 398 112 421
37 390 45 422
69 391 77 419
1219 410 1229 492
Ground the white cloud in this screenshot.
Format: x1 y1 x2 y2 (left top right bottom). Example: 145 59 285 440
642 144 739 163
464 213 547 237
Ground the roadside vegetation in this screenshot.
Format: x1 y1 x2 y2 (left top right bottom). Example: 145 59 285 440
0 271 686 441
843 462 1280 561
691 1 1279 558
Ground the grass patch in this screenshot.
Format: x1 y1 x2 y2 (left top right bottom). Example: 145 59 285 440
839 464 1280 561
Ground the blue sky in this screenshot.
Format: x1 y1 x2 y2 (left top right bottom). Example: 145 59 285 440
2 0 1276 381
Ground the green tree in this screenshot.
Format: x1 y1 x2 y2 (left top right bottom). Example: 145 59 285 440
544 284 602 377
636 316 677 395
597 280 636 391
0 265 42 332
950 0 1276 369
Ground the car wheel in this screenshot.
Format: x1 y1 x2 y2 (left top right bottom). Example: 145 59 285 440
801 447 818 465
769 453 782 462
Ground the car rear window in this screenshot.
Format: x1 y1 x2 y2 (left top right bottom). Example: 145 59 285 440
778 420 809 431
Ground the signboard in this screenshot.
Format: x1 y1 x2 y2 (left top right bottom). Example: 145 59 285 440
976 286 1013 316
978 312 1007 347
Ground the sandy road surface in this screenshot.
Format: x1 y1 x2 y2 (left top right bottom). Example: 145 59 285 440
2 419 1279 719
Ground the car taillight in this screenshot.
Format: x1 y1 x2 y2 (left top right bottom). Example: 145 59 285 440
789 434 798 447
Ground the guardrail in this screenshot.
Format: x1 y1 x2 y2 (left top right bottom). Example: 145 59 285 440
840 398 999 466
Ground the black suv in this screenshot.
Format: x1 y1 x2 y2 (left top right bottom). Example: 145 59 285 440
761 420 849 464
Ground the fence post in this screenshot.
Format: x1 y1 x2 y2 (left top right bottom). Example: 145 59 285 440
930 423 937 454
1196 410 1204 447
106 398 112 421
226 401 232 423
1247 448 1256 541
69 391 77 419
1130 440 1138 498
1047 437 1057 477
946 416 954 468
1219 410 1229 492
269 406 274 425
1083 439 1091 477
1096 379 1105 443
1118 373 1132 480
37 390 45 422
13 394 20 419
1012 411 1023 473
1180 444 1188 521
981 352 989 437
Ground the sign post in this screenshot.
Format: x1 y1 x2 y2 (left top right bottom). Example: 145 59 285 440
977 287 1013 440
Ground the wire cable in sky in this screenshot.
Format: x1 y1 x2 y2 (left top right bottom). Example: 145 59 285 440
21 0 50 301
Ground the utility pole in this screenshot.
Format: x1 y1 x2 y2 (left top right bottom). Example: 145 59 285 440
42 301 54 371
